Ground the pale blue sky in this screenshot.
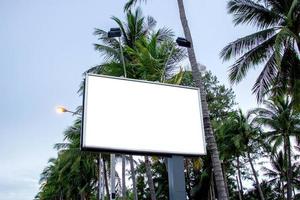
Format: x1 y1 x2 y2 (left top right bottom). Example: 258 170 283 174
0 0 258 199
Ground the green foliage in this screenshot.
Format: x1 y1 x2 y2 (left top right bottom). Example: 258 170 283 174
36 119 98 200
221 0 300 103
181 71 236 123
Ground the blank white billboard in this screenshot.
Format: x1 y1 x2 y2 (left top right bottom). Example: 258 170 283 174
81 74 206 156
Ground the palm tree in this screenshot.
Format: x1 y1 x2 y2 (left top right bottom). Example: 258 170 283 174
125 1 228 198
36 158 65 200
217 110 265 200
91 8 173 79
220 0 300 102
37 118 99 200
251 96 300 199
262 151 286 199
234 110 265 200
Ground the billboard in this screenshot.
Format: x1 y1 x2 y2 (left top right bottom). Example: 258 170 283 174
81 74 206 156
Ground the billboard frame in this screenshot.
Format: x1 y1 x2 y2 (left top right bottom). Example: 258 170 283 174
80 73 207 157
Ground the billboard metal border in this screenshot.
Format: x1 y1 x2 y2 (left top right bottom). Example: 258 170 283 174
80 73 207 157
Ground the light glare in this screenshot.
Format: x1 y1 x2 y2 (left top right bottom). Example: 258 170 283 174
56 106 66 114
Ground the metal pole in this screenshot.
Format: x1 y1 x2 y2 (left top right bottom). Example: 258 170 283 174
99 154 103 200
109 36 126 200
111 154 116 200
167 155 186 200
118 37 127 77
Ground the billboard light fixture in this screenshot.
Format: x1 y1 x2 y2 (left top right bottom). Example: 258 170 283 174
176 37 191 48
108 28 122 38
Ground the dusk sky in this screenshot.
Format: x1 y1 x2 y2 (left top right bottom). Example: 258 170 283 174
0 0 259 199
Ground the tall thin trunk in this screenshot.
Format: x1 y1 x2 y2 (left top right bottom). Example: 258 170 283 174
176 0 228 199
221 161 230 197
211 172 216 200
122 155 126 199
103 159 110 199
97 157 100 200
236 156 244 199
145 156 156 200
185 160 192 199
117 173 122 197
247 151 265 200
129 155 138 200
281 180 285 200
284 134 292 200
236 176 243 200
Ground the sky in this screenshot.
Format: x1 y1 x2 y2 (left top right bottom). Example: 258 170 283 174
0 0 260 199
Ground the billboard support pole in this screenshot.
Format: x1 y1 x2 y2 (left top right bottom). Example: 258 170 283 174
99 154 103 200
110 154 116 200
168 156 186 200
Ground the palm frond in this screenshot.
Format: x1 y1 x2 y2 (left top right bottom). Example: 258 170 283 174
220 28 277 61
267 0 294 15
228 34 277 83
156 27 174 41
228 0 283 29
252 53 278 102
145 16 157 32
124 0 147 11
94 44 120 61
54 143 70 150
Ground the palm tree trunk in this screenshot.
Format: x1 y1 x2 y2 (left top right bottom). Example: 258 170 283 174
211 172 216 200
185 160 192 199
281 180 285 200
122 155 126 199
129 155 138 200
247 151 265 200
286 135 292 200
236 176 243 200
221 161 230 197
236 156 244 199
284 134 292 200
97 156 100 200
176 0 228 199
144 156 156 200
103 159 110 199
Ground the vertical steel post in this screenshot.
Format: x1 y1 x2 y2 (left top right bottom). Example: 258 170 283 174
168 156 186 200
118 37 126 78
99 154 102 200
111 154 116 200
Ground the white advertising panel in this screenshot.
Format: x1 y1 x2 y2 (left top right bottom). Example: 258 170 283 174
81 74 206 156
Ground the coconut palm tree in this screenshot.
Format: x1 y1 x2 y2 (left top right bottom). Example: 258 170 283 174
36 158 65 200
221 0 300 102
90 8 173 79
125 1 228 198
37 118 99 200
232 110 265 200
217 109 266 200
251 95 300 199
262 151 286 199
